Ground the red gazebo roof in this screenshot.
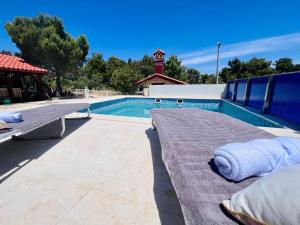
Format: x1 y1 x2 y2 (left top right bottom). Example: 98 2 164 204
136 73 187 85
0 53 48 75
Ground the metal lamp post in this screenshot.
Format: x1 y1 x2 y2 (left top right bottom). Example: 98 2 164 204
216 42 221 84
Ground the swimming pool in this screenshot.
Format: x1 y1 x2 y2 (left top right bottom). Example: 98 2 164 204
86 97 283 128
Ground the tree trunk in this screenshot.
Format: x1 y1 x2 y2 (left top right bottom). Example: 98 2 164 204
56 72 63 94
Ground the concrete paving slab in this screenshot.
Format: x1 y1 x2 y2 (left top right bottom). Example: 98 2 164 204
0 176 90 225
56 189 142 225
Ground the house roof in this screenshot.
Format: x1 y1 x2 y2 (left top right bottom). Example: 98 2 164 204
0 54 48 75
136 73 187 85
153 49 165 56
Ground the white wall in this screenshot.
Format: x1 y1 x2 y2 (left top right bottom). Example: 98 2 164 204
143 88 149 96
149 84 226 99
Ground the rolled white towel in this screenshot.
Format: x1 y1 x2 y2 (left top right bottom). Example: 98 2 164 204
0 112 23 123
214 137 300 181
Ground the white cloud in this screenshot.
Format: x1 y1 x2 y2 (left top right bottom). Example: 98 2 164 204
180 33 300 66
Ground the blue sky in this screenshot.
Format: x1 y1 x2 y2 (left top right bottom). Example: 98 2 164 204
1 0 300 73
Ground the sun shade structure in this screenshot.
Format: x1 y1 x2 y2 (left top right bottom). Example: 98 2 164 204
0 53 48 102
0 54 48 74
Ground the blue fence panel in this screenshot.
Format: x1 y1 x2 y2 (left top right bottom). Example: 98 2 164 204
247 76 268 111
225 81 235 99
269 72 300 125
235 79 247 104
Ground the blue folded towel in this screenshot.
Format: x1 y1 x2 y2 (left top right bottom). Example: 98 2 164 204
214 137 300 181
0 112 23 123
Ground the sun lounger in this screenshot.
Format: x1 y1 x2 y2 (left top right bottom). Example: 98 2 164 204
150 108 274 225
0 103 90 143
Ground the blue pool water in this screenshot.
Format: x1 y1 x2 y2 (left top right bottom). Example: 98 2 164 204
86 98 282 128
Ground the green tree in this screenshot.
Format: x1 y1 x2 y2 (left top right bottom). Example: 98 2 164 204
128 58 133 67
219 67 236 83
219 58 244 82
0 50 13 55
201 74 216 84
228 58 244 77
82 53 109 88
107 56 127 71
164 55 186 80
294 64 300 71
5 14 89 93
84 53 106 75
111 66 142 94
106 56 127 85
244 58 273 76
133 55 155 77
207 74 217 84
219 57 274 82
186 68 201 84
274 58 295 73
73 76 90 89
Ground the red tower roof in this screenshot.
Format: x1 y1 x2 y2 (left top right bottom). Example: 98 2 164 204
153 49 165 56
0 54 48 74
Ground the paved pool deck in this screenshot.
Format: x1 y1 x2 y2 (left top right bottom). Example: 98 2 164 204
0 96 299 225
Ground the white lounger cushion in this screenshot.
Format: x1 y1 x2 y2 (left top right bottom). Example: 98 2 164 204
223 164 300 225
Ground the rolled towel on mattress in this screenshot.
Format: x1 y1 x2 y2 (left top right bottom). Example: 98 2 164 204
0 112 23 123
214 137 300 181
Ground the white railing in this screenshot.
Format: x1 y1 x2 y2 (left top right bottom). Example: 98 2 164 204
73 88 122 98
0 88 9 98
143 88 149 96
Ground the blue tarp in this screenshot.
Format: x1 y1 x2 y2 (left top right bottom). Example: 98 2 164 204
224 72 300 126
269 73 300 125
225 81 235 99
247 76 268 111
235 79 247 104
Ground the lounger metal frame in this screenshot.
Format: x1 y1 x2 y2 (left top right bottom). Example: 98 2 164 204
0 104 90 143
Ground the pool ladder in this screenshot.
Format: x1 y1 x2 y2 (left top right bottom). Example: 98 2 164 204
155 98 161 108
155 98 184 107
176 98 183 106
